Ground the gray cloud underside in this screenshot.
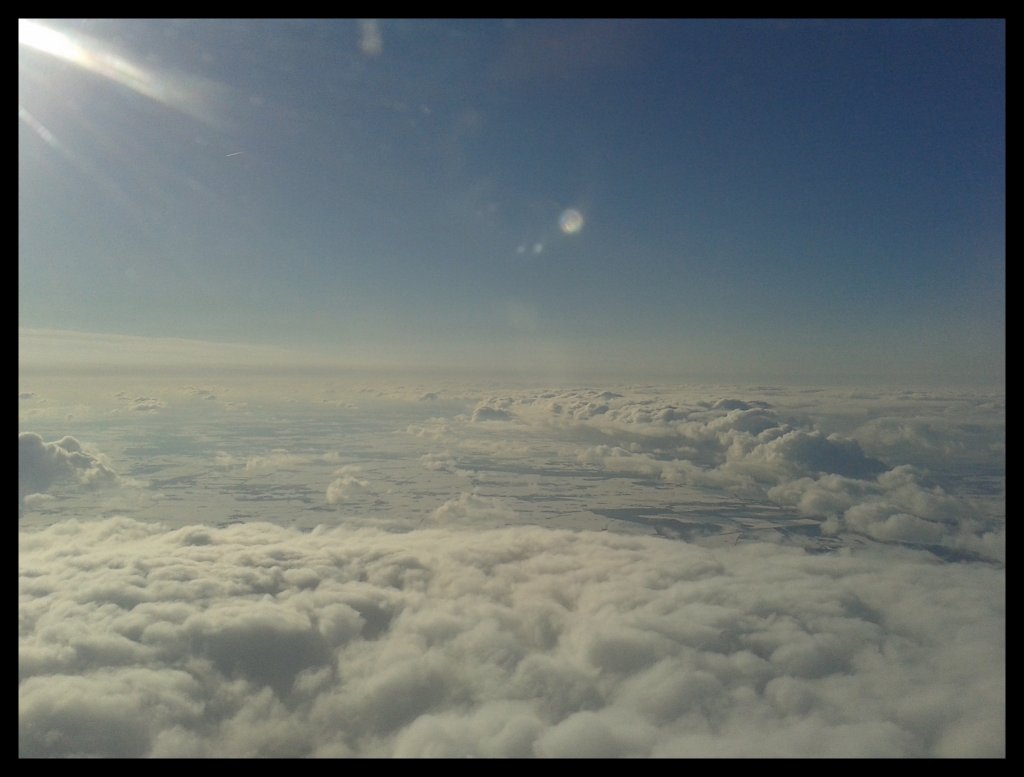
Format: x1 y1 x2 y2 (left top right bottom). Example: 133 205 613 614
19 518 1004 757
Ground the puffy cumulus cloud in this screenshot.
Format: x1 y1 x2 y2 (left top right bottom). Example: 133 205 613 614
326 466 371 504
181 386 218 401
853 418 955 454
471 404 518 423
406 419 450 440
577 445 666 480
419 452 456 472
467 388 1002 561
19 433 119 514
213 452 238 469
23 493 57 510
849 414 1005 474
723 429 886 481
19 518 1003 757
114 393 166 413
244 451 309 473
431 491 518 525
768 466 1003 562
131 397 166 413
215 450 345 474
462 389 796 455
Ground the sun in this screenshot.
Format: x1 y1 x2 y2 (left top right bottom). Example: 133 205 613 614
19 19 216 125
19 19 84 63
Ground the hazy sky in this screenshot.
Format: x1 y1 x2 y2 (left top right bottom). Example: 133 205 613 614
19 19 1004 383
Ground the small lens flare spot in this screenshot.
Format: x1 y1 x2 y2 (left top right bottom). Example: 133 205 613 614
559 208 584 235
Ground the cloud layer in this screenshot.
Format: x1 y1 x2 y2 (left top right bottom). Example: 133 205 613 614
18 377 1003 757
20 518 1004 757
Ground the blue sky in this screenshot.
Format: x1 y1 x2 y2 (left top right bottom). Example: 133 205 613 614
19 19 1004 384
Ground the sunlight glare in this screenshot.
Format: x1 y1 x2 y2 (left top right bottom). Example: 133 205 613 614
18 106 61 150
19 19 84 62
19 19 218 125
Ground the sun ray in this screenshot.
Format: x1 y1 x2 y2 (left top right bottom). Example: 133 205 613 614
19 19 222 126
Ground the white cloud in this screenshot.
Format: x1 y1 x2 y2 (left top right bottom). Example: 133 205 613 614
725 429 886 480
182 386 219 401
326 466 371 504
419 452 456 471
471 405 518 423
22 493 56 509
431 491 518 525
214 449 345 475
15 377 1004 756
767 465 1001 561
244 451 309 473
19 518 1004 757
461 388 1002 561
214 452 238 469
19 433 118 514
119 395 166 413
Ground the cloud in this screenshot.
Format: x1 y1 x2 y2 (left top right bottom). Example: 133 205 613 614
19 433 118 514
419 452 456 472
131 397 166 413
406 419 451 440
460 388 1002 561
22 493 56 510
182 386 219 401
471 405 518 423
326 466 371 504
849 414 1005 474
19 518 1004 757
214 452 238 469
431 491 518 525
14 378 1004 756
244 451 309 473
112 393 166 413
214 450 348 475
727 429 887 480
766 465 1003 561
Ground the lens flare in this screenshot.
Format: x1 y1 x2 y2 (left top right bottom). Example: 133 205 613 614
559 208 584 234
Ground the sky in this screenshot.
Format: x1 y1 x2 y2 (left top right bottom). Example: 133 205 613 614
18 19 1004 759
18 19 1004 385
